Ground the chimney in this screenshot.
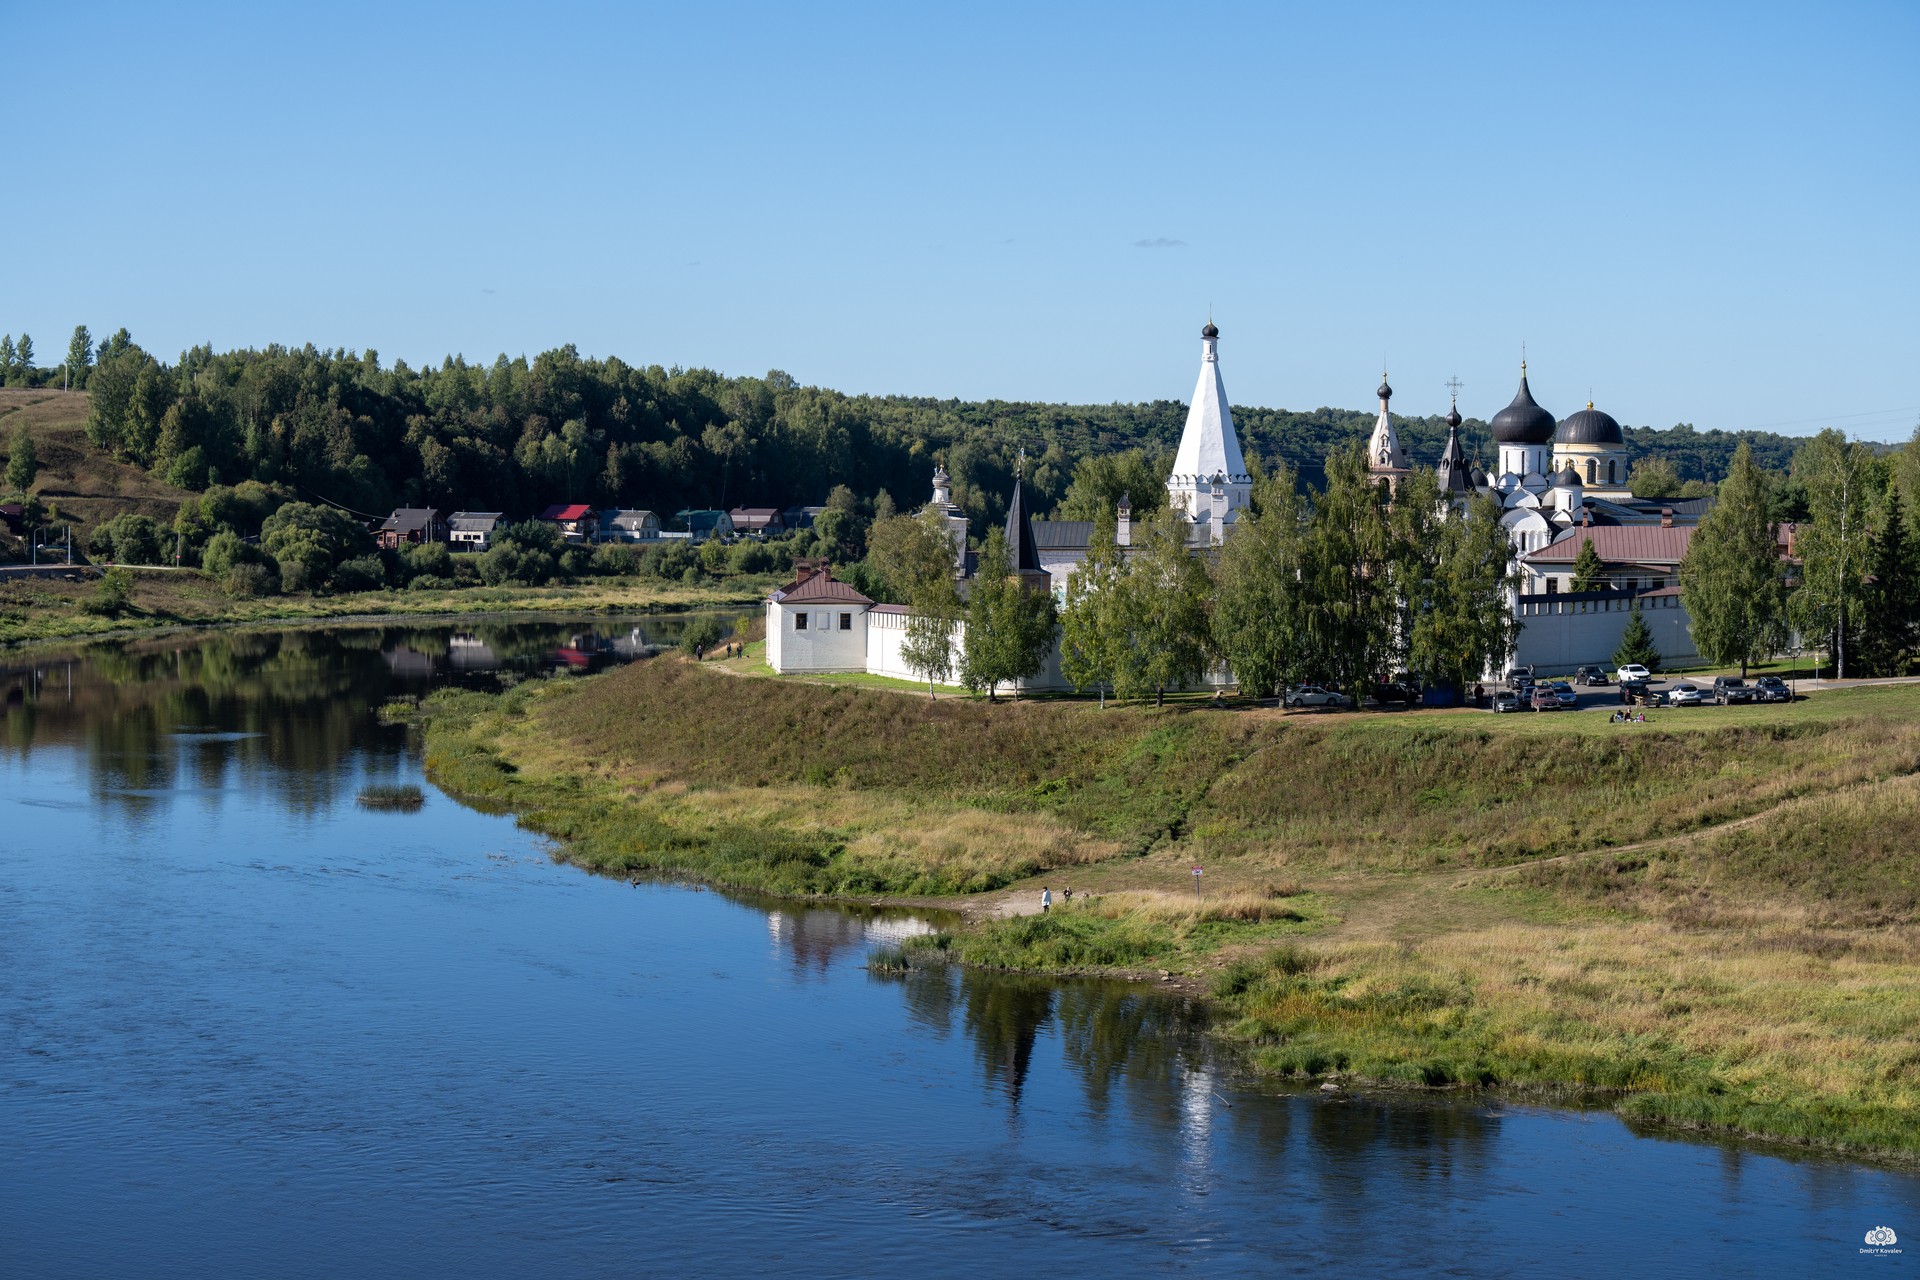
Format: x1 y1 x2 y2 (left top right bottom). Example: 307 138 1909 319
1116 495 1132 548
1661 507 1673 528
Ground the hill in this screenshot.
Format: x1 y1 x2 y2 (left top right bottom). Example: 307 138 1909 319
0 388 191 552
417 658 1920 1160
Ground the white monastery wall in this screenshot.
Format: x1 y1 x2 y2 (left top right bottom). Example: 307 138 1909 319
1510 594 1698 675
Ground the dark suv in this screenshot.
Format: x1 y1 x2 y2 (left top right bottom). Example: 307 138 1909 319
1712 676 1757 705
1754 676 1791 703
1574 664 1611 686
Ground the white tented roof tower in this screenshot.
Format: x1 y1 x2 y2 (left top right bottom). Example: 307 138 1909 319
1167 320 1252 529
1366 371 1410 489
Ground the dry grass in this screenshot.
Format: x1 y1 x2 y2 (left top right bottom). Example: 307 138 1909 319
0 390 191 532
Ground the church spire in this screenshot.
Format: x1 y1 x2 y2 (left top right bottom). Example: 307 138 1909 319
1366 368 1409 478
1168 319 1251 522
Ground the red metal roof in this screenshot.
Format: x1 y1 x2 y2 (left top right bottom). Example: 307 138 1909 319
780 574 874 605
1525 525 1694 567
538 503 594 522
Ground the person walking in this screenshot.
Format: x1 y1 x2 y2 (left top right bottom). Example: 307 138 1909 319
1041 886 1052 914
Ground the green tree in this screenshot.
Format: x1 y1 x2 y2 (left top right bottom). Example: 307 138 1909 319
1613 603 1662 673
65 325 93 390
1404 491 1522 696
1054 448 1168 521
1570 538 1607 591
867 508 964 695
0 336 14 383
1679 441 1785 676
1060 507 1128 705
7 427 37 493
1858 486 1919 677
1301 443 1396 701
87 513 165 565
261 501 375 592
1211 462 1318 701
1629 454 1685 498
8 334 32 387
961 526 1056 702
1114 504 1213 706
1789 430 1878 677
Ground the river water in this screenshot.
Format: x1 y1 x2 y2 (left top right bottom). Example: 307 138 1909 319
2 621 1914 1278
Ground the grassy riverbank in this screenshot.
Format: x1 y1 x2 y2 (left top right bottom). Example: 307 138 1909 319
0 568 772 648
416 656 1920 1162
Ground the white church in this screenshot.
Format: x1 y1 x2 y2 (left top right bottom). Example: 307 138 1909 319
766 321 1701 687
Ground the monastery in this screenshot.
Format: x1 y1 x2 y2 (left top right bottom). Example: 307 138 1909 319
766 322 1702 688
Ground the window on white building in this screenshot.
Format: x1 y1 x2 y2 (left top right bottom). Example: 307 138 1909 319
838 612 852 631
794 612 808 630
1546 578 1559 594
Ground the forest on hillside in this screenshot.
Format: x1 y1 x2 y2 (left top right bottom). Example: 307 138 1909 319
7 325 1815 534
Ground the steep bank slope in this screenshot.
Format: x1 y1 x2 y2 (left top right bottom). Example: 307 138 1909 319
418 658 1920 1160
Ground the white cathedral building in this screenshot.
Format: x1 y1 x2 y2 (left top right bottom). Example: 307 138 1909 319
766 322 1701 687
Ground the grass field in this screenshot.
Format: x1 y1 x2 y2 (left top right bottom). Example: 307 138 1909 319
0 389 191 540
416 652 1920 1160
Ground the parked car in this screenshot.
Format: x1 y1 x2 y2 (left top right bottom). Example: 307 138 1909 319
1372 678 1421 705
1618 678 1651 704
1712 676 1757 705
1549 680 1579 708
1615 663 1652 683
1530 686 1560 711
1284 685 1350 709
1754 676 1791 703
1492 690 1523 713
1665 682 1708 707
1574 664 1611 686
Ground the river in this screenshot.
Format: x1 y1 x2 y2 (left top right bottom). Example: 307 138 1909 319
2 620 1914 1278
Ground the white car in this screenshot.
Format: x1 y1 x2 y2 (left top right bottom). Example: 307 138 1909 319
1664 682 1707 707
1615 664 1652 683
1284 685 1350 709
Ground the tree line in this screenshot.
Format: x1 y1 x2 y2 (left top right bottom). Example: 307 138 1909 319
9 323 1810 532
866 443 1521 704
1682 432 1920 678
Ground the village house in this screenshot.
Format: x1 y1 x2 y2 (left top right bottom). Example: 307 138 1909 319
677 509 736 542
729 507 785 537
782 504 826 532
537 503 600 542
375 507 446 549
447 511 503 551
598 509 662 542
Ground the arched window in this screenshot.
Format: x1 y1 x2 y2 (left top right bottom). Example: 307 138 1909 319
1586 459 1598 484
1608 458 1618 485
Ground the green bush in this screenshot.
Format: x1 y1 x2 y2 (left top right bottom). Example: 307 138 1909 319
224 561 281 598
592 543 639 576
401 540 454 581
680 615 729 655
330 555 388 593
88 513 166 565
83 567 136 616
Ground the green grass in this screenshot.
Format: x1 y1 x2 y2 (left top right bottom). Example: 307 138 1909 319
418 657 1920 1162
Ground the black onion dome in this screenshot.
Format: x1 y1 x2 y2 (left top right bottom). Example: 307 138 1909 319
1490 369 1556 444
1446 403 1462 428
1201 320 1219 339
1554 463 1581 487
1377 377 1392 401
1558 401 1624 445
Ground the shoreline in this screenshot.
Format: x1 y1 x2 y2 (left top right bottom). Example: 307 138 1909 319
408 656 1920 1167
0 573 771 654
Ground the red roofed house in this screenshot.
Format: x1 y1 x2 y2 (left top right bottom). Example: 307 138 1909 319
1521 525 1695 596
537 503 599 543
765 566 874 673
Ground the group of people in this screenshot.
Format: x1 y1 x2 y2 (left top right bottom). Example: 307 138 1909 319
1609 708 1651 724
693 642 741 662
1040 885 1073 913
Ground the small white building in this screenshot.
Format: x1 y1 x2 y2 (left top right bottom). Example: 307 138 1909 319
764 567 876 673
598 509 662 542
447 511 504 551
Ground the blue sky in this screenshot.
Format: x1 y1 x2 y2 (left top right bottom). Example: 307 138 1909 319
6 1 1917 440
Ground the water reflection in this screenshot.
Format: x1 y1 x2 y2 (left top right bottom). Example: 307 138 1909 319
0 616 722 821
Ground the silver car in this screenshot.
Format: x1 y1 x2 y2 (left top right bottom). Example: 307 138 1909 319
1284 685 1351 709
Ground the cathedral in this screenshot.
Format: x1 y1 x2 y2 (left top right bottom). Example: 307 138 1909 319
766 321 1702 686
